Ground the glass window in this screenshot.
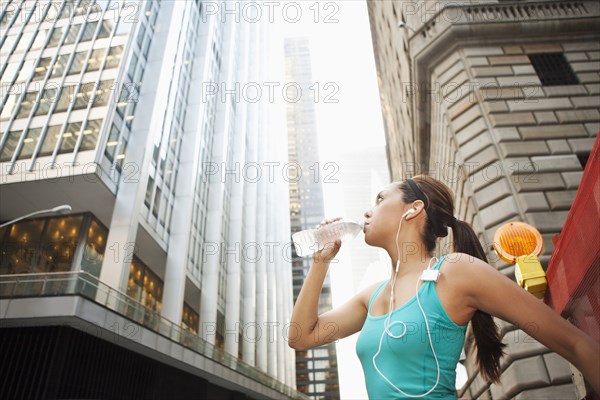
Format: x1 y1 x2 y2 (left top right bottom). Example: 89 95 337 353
152 186 161 218
115 136 127 172
1 219 46 274
37 215 84 273
81 21 98 42
47 26 64 48
39 125 62 157
145 176 154 208
68 51 87 75
182 302 199 333
87 48 106 72
126 99 136 129
55 86 75 113
136 23 146 48
35 87 58 116
126 256 164 314
74 83 95 110
0 130 23 162
64 23 82 45
79 119 102 151
57 121 82 154
104 123 120 162
81 217 108 278
16 127 42 160
34 57 53 80
51 54 70 78
97 20 112 39
105 45 123 69
17 91 38 119
127 51 138 80
92 79 115 107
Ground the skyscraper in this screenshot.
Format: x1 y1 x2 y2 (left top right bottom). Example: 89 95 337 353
1 1 300 398
285 37 341 400
367 0 599 398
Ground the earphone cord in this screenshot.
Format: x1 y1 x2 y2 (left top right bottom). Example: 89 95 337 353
372 213 441 398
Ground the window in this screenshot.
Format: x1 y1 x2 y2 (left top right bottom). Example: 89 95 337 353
115 136 128 172
79 119 102 151
529 53 579 86
80 217 109 278
57 121 82 154
55 87 75 113
126 256 163 312
86 48 106 72
68 51 87 75
81 21 98 42
34 87 58 116
145 176 154 208
17 128 42 160
97 20 113 39
105 45 123 69
0 130 22 162
104 123 120 162
39 125 62 157
34 57 53 80
51 54 70 78
64 24 82 45
47 27 64 48
17 91 38 119
91 80 115 107
35 215 84 273
74 83 94 110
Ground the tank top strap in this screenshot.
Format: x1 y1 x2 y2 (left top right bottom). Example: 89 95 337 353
431 254 448 271
367 280 388 313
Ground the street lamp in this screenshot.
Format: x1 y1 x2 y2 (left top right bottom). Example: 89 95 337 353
0 205 73 228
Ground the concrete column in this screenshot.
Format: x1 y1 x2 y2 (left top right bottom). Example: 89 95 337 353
162 3 212 324
224 15 249 358
200 15 237 343
99 1 177 294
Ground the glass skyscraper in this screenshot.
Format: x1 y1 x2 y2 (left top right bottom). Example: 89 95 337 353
1 1 300 398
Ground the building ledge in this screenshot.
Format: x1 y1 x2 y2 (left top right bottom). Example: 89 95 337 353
0 272 306 400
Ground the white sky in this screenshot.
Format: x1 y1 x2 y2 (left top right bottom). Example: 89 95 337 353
264 1 467 397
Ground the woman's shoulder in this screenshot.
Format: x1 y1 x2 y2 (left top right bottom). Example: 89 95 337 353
441 252 502 293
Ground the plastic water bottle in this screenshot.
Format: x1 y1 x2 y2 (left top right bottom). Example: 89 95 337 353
292 219 364 257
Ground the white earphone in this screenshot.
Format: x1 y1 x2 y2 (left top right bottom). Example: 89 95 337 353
372 206 441 397
402 208 416 219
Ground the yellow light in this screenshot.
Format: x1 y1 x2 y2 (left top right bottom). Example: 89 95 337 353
107 141 118 146
63 132 72 138
24 138 33 143
126 115 134 121
116 154 125 159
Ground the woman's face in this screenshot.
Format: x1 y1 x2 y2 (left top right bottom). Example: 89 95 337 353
363 183 408 247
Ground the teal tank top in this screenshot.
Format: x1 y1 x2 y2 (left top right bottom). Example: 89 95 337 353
356 255 468 399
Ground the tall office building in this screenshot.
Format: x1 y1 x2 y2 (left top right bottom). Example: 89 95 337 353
0 1 300 398
285 37 340 400
367 0 599 399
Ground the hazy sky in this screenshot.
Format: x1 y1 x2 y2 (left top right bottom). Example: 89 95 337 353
265 1 467 397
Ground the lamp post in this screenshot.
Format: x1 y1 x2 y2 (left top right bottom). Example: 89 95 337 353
0 205 73 228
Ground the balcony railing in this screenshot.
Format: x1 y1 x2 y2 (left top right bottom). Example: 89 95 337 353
0 271 306 400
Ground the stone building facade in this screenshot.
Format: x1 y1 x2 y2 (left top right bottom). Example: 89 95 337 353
367 1 599 398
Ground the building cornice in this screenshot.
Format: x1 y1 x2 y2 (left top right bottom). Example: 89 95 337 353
408 0 600 170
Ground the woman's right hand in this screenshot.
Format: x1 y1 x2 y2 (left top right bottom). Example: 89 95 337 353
312 217 343 264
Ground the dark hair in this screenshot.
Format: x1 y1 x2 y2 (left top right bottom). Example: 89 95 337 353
398 175 507 384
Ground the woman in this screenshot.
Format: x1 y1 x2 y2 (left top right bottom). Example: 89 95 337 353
289 175 599 399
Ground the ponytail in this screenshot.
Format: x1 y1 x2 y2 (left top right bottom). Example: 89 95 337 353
400 175 507 383
451 219 507 384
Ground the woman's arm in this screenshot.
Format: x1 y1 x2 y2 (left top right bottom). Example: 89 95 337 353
457 254 600 394
288 238 372 350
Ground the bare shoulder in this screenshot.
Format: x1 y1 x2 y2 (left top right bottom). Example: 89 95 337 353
441 252 500 296
353 280 387 310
